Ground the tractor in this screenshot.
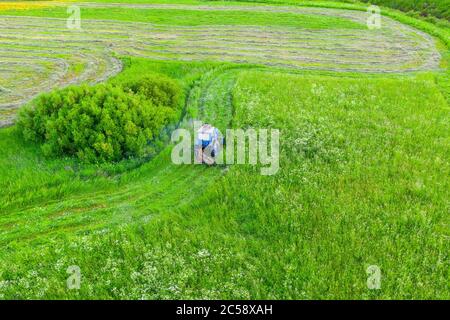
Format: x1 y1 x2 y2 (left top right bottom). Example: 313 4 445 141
194 124 223 165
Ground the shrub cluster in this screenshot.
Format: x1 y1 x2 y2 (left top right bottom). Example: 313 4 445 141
358 0 449 21
123 75 181 107
18 76 182 163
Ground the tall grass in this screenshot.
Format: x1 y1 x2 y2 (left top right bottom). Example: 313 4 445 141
1 59 448 298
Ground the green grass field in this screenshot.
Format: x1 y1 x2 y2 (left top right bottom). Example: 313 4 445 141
0 1 448 299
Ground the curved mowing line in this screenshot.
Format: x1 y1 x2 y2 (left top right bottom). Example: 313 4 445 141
0 3 442 126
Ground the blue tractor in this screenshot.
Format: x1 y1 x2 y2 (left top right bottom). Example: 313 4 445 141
194 124 222 165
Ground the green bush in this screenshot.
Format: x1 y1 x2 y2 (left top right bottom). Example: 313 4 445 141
123 74 182 108
17 79 182 163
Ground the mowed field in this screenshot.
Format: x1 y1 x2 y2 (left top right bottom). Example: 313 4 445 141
0 0 449 299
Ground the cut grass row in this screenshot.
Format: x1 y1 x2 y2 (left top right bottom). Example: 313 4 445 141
0 5 364 29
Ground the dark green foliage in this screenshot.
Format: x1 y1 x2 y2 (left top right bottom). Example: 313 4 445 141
342 0 450 21
17 79 182 163
122 74 183 108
